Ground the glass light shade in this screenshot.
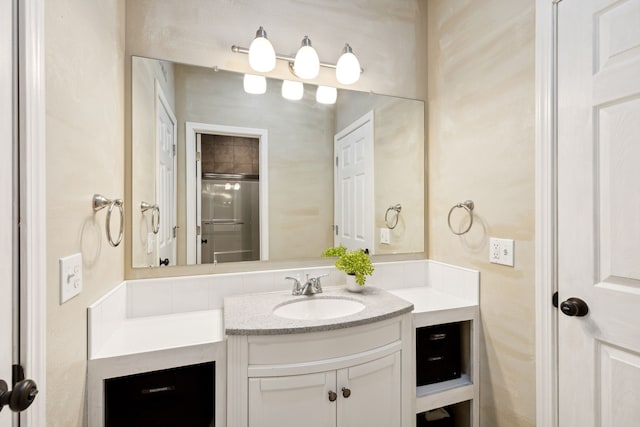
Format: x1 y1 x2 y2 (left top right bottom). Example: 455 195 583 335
281 80 304 101
243 74 267 94
248 36 276 72
316 86 337 105
336 51 361 85
294 45 320 79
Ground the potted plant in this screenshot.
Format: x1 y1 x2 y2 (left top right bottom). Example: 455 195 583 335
322 245 374 292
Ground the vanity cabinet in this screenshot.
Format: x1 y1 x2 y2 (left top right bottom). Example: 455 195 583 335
227 313 413 427
248 352 401 427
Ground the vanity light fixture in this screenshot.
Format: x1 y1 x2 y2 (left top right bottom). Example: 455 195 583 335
281 80 304 101
293 36 320 79
243 74 267 94
316 85 337 105
248 26 276 72
336 44 361 85
232 27 363 85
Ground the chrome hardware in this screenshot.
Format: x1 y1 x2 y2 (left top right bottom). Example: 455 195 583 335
140 201 160 234
285 276 302 295
385 204 402 229
328 390 337 402
93 194 124 247
341 387 351 398
447 200 475 235
286 274 328 296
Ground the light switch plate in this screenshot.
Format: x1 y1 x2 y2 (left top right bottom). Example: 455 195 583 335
380 228 391 245
59 253 82 304
147 232 156 254
489 237 514 267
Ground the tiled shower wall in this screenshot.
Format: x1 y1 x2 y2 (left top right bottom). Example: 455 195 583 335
201 134 259 175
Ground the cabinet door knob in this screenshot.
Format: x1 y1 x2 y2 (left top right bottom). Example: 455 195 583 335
328 391 337 402
341 387 351 398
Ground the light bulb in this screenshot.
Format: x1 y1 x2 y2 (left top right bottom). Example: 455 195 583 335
243 74 266 94
316 86 337 105
293 36 320 79
336 44 361 85
281 80 304 101
248 27 276 72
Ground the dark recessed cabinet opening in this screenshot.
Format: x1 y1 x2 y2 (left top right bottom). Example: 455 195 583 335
105 362 215 427
418 401 470 427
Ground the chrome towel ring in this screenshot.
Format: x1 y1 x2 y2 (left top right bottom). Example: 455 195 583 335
93 194 124 247
447 200 474 235
385 204 402 229
141 201 160 235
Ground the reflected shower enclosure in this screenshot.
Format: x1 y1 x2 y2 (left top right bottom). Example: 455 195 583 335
199 134 260 264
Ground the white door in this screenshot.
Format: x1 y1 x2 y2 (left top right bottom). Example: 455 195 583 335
337 352 401 427
248 372 336 427
156 81 177 266
1 0 15 424
334 112 374 252
558 0 640 425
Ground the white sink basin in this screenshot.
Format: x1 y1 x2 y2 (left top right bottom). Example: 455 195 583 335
273 297 365 321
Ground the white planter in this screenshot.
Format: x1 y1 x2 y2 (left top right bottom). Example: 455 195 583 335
345 274 364 293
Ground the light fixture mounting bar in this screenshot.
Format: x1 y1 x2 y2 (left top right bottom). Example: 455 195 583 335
232 45 364 72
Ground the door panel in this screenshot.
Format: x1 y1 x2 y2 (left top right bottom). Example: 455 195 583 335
1 0 14 424
156 81 177 265
337 352 401 427
334 112 374 252
558 0 640 425
248 372 336 427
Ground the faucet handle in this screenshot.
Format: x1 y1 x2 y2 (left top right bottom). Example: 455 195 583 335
285 276 302 295
310 273 329 293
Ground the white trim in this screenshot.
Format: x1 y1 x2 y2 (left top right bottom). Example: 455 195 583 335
185 122 269 264
18 0 46 425
535 0 559 426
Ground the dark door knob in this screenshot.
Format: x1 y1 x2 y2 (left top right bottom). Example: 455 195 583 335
328 391 337 402
159 258 169 266
0 379 39 413
201 239 208 244
341 387 351 398
560 297 589 317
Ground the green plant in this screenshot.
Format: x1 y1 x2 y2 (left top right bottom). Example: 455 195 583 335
322 246 374 286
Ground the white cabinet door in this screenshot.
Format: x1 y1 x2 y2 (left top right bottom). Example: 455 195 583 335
249 371 336 427
337 352 401 427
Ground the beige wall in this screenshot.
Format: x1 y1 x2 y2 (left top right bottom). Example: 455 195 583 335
427 1 536 426
45 0 125 426
131 58 176 267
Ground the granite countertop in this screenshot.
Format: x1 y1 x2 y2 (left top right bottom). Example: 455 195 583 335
224 286 414 335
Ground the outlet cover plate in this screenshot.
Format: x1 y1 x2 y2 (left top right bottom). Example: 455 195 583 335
380 228 391 245
60 253 83 304
489 238 514 267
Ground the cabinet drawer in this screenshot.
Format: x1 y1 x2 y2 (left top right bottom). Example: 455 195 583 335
416 323 461 386
248 316 402 367
105 362 214 427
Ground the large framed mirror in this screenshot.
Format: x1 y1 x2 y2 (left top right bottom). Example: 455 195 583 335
130 56 424 269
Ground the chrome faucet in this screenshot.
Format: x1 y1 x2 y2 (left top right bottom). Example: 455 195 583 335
285 274 329 296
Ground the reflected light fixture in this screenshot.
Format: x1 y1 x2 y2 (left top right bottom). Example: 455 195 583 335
248 26 276 72
336 44 361 85
243 74 267 94
316 86 337 105
293 36 320 80
281 80 304 101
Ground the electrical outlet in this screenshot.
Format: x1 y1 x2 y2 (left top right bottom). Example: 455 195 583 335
380 228 391 245
489 238 515 267
59 253 83 304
